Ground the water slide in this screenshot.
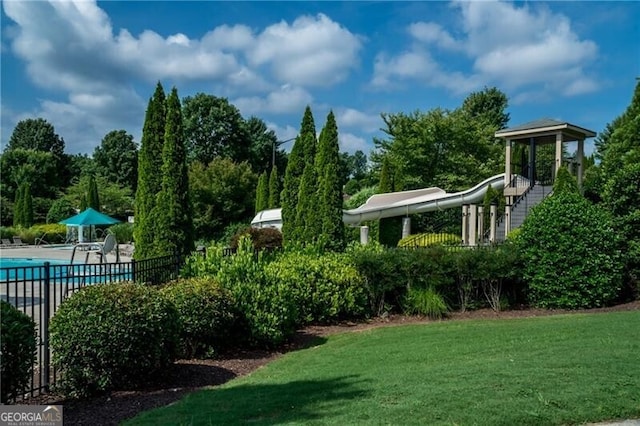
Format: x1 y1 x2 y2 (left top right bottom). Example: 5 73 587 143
251 173 506 228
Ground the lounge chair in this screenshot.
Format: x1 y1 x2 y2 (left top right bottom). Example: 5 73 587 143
1 238 13 247
86 234 117 264
12 236 27 246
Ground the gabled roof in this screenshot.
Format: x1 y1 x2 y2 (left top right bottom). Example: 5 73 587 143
495 118 596 142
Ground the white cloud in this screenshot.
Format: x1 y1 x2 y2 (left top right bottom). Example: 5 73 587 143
248 13 363 86
233 85 313 116
372 1 599 97
336 108 381 133
2 1 366 153
408 22 460 51
339 133 370 154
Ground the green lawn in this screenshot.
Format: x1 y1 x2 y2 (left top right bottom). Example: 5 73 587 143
127 311 640 425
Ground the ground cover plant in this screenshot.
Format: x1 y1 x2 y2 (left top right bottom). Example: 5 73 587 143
126 310 640 425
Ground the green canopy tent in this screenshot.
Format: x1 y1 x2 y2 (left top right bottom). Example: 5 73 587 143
59 208 121 243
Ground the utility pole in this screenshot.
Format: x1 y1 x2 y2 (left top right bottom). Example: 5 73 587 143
272 137 296 170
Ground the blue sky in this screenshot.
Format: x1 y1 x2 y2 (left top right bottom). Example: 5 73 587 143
1 1 639 157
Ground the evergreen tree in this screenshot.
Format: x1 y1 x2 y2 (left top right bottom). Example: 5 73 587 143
378 156 402 246
378 156 393 193
255 171 269 213
295 158 319 242
79 194 87 212
154 87 194 258
22 183 33 228
268 166 280 208
282 106 315 244
134 82 166 259
315 111 345 251
553 167 579 195
296 106 321 243
87 175 100 211
13 183 24 227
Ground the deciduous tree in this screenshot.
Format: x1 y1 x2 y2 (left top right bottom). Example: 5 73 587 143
93 130 138 191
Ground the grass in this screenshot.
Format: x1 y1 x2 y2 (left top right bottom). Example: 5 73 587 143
126 311 640 425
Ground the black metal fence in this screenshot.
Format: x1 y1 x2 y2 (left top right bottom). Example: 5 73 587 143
0 253 182 400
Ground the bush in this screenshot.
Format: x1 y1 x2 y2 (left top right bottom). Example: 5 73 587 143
397 233 461 248
349 246 454 316
161 278 238 358
46 198 76 224
31 223 67 244
404 287 448 319
264 251 368 324
184 237 297 347
108 222 134 244
1 301 37 403
230 226 283 250
518 192 624 309
50 282 179 397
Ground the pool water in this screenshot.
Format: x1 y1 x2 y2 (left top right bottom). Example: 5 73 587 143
0 258 69 281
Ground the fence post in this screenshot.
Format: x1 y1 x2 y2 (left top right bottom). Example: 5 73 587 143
42 262 51 392
131 259 136 283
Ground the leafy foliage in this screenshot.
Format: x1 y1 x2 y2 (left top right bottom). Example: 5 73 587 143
161 278 238 358
553 166 579 195
182 93 251 166
403 287 449 319
134 82 166 259
93 130 138 191
1 301 37 403
50 283 179 397
264 250 368 324
108 222 134 244
30 223 67 244
87 174 100 211
47 198 76 224
230 226 283 250
518 192 624 309
189 158 257 241
397 233 461 247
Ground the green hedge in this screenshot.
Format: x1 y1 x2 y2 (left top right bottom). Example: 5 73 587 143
161 277 238 358
50 283 179 397
397 233 461 248
518 192 624 309
1 301 37 403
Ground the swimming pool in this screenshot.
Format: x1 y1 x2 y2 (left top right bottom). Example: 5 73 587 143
0 258 70 281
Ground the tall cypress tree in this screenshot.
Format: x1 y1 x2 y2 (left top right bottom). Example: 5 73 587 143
295 158 318 242
282 106 316 244
268 166 280 208
87 175 100 211
154 87 194 258
13 183 24 227
255 171 269 213
378 156 402 246
134 82 166 259
315 111 345 250
22 183 33 228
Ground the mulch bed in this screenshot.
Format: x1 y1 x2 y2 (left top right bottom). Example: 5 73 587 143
22 300 640 426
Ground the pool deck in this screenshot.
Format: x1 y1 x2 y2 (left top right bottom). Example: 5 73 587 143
0 244 133 264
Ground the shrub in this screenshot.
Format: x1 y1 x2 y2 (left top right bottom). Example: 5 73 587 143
518 192 624 309
108 222 134 244
185 237 297 347
230 226 283 250
161 278 238 358
403 287 448 319
46 198 76 224
1 301 37 403
50 282 179 397
397 233 461 248
0 226 18 239
264 251 368 324
31 223 67 244
349 246 454 316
